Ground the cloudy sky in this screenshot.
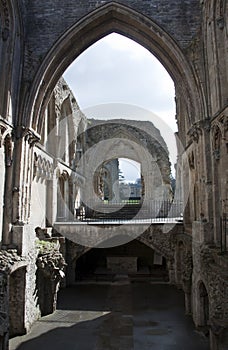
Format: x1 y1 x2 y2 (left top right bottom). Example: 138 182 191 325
63 33 177 179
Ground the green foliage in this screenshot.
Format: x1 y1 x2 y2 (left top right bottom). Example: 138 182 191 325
36 240 58 255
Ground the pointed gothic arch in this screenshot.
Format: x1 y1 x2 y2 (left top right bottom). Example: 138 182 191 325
23 2 205 134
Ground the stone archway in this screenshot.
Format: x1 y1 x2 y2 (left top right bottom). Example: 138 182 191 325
72 238 169 283
198 281 210 333
22 2 204 135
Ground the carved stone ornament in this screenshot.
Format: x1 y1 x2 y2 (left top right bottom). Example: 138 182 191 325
25 130 40 146
212 124 222 160
13 126 40 145
187 123 202 143
188 151 195 169
34 154 54 180
0 121 11 148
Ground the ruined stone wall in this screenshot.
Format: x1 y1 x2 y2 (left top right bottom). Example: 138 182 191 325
9 267 26 337
192 241 228 334
83 119 173 202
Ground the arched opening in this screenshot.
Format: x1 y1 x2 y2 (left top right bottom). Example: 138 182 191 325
119 159 143 202
198 281 210 335
59 98 75 165
9 267 26 337
94 158 142 203
11 4 211 349
22 1 202 230
57 171 70 221
25 2 203 135
57 176 65 220
74 239 168 283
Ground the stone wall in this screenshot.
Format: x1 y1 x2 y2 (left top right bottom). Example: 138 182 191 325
82 119 173 203
9 267 26 337
0 239 66 344
0 250 27 340
64 223 184 285
21 0 201 84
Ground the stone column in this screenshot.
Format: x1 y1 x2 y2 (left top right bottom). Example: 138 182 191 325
0 122 13 246
184 291 192 315
167 259 175 284
12 127 40 225
0 129 6 244
11 127 40 253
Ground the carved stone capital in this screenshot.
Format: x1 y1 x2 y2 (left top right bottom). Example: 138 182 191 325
187 123 202 143
25 129 41 146
14 126 40 145
200 118 211 132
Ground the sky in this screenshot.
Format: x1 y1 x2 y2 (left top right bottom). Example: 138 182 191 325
119 158 141 183
63 33 177 179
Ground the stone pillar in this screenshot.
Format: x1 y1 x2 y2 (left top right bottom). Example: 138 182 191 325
2 135 13 246
67 258 76 285
210 330 219 350
10 128 40 254
0 137 5 244
0 122 13 247
192 221 214 244
12 127 40 225
184 291 192 315
52 168 58 224
167 259 175 284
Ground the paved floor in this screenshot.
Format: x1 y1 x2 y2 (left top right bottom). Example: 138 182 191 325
10 281 209 350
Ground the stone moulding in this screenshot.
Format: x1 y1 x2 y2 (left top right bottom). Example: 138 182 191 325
0 120 12 148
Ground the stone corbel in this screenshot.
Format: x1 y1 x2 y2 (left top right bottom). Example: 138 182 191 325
188 119 211 144
187 123 202 143
200 118 211 133
24 129 41 147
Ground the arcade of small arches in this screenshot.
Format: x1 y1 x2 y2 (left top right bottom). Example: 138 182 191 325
0 1 227 350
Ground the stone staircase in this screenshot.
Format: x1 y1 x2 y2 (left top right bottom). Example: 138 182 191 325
86 203 148 220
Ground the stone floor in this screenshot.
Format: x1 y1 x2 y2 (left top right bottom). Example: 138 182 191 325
10 281 209 350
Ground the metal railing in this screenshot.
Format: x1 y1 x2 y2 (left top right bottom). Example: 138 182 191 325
57 200 184 224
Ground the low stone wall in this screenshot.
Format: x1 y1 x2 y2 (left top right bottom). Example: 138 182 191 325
0 239 66 350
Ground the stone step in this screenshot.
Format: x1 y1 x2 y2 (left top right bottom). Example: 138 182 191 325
85 204 150 220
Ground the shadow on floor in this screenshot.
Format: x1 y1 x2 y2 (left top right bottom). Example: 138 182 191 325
10 283 210 350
